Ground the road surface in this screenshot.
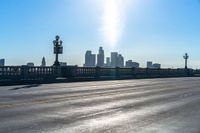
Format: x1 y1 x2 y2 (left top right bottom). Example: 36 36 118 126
0 77 200 133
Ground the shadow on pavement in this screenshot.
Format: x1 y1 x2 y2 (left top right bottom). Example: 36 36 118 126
10 84 41 90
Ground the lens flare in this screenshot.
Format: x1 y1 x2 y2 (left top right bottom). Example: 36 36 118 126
101 0 130 46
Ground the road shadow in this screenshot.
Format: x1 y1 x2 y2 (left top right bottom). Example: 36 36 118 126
10 84 41 90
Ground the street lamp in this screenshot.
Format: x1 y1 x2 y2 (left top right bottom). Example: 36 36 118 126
53 35 63 66
183 53 189 69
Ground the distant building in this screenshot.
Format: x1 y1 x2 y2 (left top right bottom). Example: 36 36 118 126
110 52 125 68
126 60 139 68
41 57 46 66
106 57 111 67
147 61 153 68
60 62 67 66
84 50 96 67
117 54 124 68
0 59 5 66
27 62 34 67
152 63 161 69
111 52 118 68
147 61 161 69
97 47 104 67
125 60 132 68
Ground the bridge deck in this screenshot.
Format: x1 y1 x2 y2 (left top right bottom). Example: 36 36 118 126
0 77 200 133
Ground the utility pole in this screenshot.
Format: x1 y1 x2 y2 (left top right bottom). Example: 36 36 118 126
183 53 189 69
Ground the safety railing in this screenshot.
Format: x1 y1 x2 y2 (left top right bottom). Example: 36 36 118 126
0 66 194 84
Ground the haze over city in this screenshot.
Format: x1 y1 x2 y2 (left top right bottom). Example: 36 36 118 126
2 1 200 132
1 0 200 68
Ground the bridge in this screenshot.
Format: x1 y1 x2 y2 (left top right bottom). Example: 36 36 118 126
1 36 197 85
1 77 200 132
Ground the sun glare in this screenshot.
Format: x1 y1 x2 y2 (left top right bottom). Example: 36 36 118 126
102 0 119 46
101 0 131 47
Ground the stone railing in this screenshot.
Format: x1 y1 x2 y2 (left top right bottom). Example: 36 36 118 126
0 66 195 85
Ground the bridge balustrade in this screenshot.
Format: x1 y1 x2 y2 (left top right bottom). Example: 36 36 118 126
0 66 57 82
0 66 194 84
76 67 96 78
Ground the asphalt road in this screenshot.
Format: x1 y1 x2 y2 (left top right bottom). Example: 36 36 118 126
1 77 200 133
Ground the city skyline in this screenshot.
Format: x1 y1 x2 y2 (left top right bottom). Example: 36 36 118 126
84 46 163 68
0 45 189 69
1 0 200 68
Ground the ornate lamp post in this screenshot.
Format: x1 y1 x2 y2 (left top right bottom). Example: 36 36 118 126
53 35 63 66
183 53 189 69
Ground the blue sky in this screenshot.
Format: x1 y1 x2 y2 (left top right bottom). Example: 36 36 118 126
0 0 200 68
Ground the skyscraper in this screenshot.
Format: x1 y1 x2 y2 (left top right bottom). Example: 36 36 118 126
106 57 111 67
41 57 46 66
0 59 5 66
111 52 118 68
97 47 104 67
117 54 124 68
84 50 96 67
